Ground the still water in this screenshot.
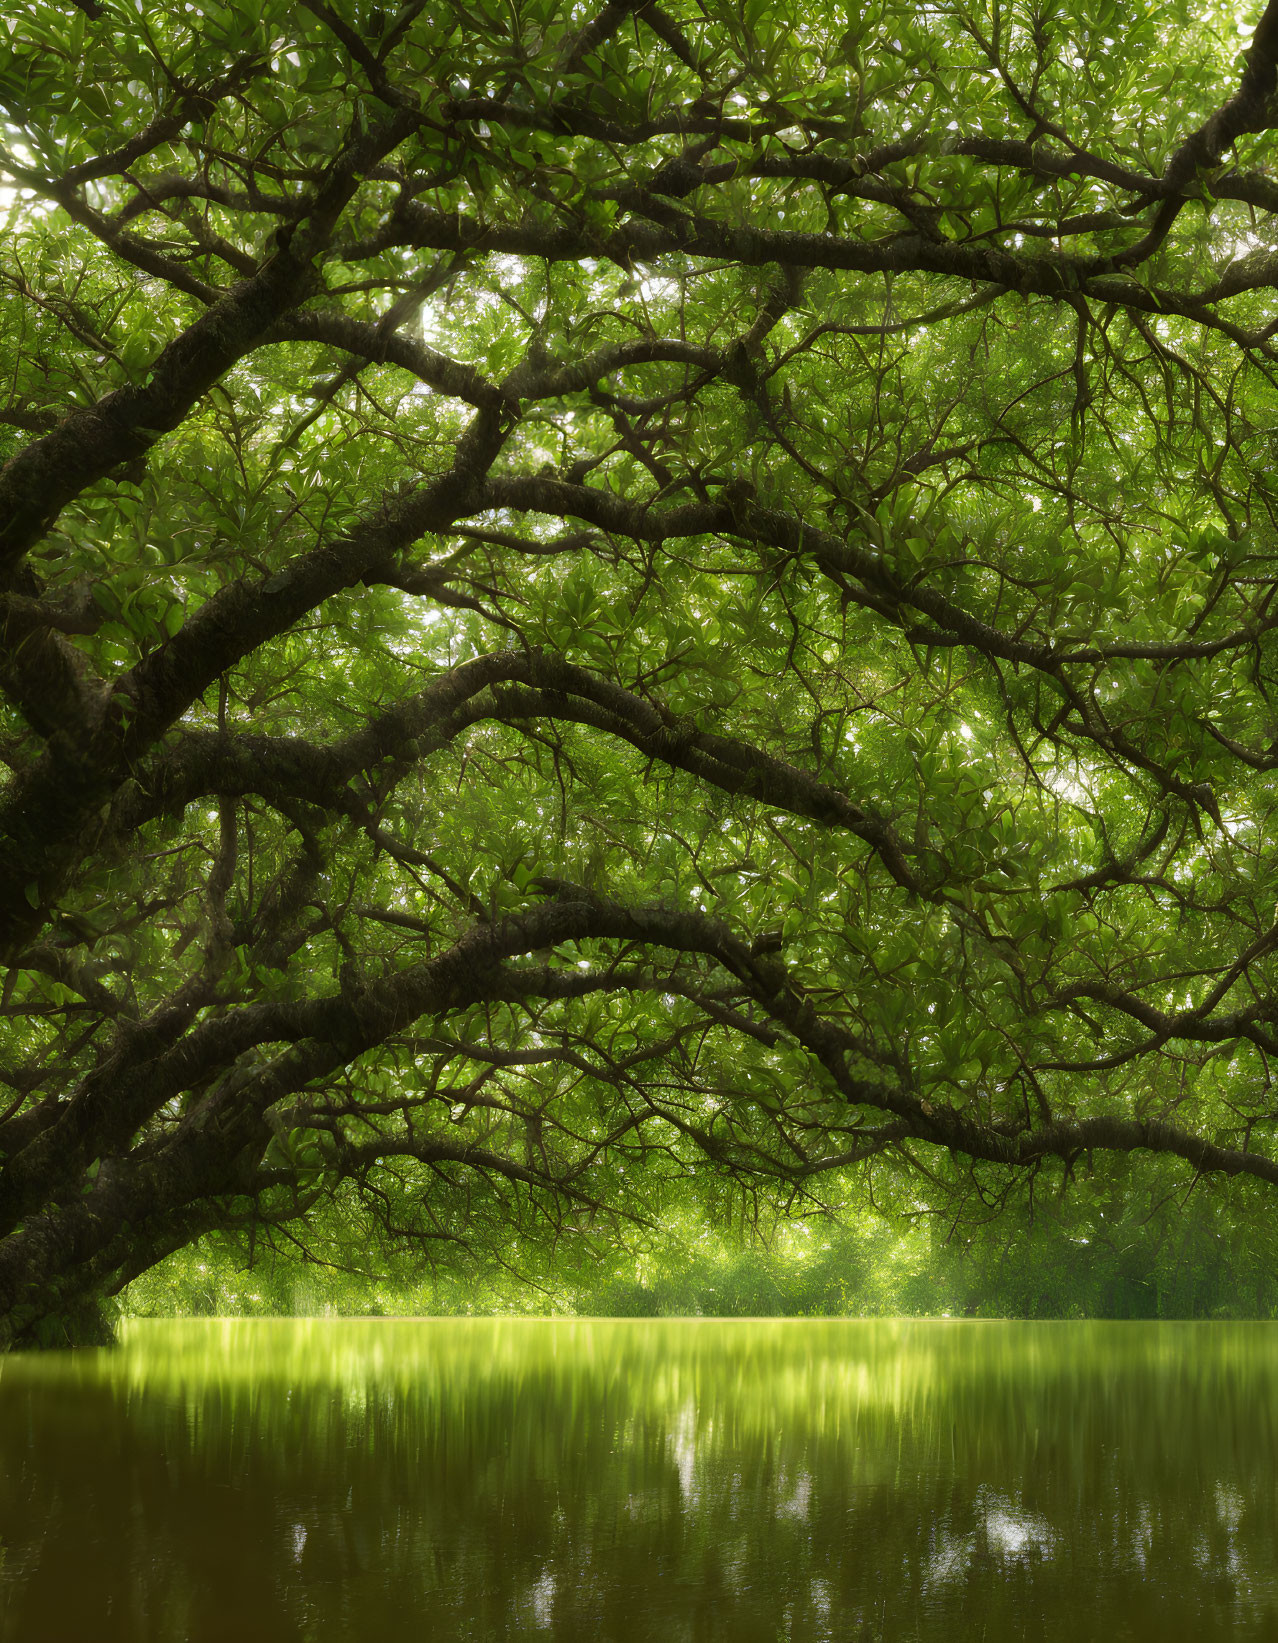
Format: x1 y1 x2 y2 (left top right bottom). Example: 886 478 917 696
1 1317 1277 1640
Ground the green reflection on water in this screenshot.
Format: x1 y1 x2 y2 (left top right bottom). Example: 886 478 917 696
2 1319 1277 1641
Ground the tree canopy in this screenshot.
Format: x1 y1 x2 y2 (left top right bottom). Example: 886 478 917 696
4 0 1278 1344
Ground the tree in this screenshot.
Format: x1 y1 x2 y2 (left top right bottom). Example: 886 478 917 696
3 0 1278 1345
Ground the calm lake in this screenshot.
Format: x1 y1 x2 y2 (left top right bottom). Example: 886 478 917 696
1 1317 1276 1640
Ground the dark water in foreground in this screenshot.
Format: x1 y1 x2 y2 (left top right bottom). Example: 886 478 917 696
1 1319 1277 1641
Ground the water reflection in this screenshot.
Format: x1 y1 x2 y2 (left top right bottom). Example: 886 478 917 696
3 1319 1278 1640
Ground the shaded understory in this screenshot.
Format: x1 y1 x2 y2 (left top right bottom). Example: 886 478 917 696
119 1158 1278 1330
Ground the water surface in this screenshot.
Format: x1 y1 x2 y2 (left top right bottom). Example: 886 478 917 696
2 1318 1276 1640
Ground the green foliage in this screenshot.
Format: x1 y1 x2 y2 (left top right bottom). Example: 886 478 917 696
2 0 1278 1339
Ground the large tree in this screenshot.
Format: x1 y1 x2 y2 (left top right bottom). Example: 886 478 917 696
3 0 1278 1344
